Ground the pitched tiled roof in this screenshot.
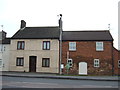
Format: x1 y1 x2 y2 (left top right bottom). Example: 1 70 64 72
0 38 11 44
62 30 113 41
11 27 60 39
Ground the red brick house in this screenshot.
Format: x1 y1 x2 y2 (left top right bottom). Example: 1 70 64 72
113 48 120 75
62 30 115 75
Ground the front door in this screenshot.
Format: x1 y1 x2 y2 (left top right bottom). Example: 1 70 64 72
79 62 87 75
29 56 37 72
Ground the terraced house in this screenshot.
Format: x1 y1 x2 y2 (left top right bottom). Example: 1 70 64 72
0 31 10 71
9 20 60 73
7 18 120 75
62 31 120 75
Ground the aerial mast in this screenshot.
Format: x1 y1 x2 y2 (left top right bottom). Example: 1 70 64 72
108 24 110 30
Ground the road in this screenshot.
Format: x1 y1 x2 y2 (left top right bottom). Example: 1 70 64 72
2 76 119 88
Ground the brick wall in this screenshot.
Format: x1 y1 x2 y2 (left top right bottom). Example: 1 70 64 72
62 41 113 75
113 48 120 75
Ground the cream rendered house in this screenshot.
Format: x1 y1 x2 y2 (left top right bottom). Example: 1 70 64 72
0 31 10 71
10 20 60 73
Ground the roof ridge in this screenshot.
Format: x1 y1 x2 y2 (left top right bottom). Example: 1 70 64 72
63 30 109 32
26 26 59 28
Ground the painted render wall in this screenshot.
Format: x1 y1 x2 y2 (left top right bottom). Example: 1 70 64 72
10 39 59 73
0 44 10 71
0 44 2 71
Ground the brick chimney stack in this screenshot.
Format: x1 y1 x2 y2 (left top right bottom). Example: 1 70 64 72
0 30 7 40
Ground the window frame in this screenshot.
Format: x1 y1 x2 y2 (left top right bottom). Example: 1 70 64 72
17 41 25 50
16 57 24 66
94 59 100 67
69 42 76 51
43 41 50 50
118 60 120 68
0 59 2 67
96 42 104 51
67 59 73 67
42 58 50 67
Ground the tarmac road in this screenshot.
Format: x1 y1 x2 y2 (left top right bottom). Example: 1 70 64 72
2 76 119 88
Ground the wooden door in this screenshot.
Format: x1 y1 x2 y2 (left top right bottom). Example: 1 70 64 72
29 56 37 72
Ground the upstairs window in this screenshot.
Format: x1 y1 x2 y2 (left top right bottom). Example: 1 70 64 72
96 42 104 51
43 41 50 50
17 41 25 50
94 59 100 67
42 58 50 67
118 60 120 68
69 42 76 51
16 57 24 66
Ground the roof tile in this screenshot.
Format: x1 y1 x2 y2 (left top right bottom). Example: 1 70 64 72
62 30 113 41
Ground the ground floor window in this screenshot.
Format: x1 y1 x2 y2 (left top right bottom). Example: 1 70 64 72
0 59 2 67
118 60 120 68
67 59 73 67
42 58 50 67
94 59 99 67
16 57 24 66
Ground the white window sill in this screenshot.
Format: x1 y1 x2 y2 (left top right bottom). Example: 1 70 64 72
96 50 104 51
94 66 100 68
69 49 76 51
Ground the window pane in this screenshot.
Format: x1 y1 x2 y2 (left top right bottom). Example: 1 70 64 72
46 59 49 67
42 58 50 67
69 42 76 51
18 42 21 49
20 59 23 66
69 43 72 50
67 59 72 67
43 42 46 49
43 41 50 50
94 59 99 67
0 60 2 67
21 42 24 49
118 60 120 68
17 41 24 50
68 60 71 62
16 58 24 66
47 42 50 49
96 42 103 51
19 59 21 65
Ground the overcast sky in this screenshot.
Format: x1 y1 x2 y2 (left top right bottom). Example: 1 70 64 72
0 0 119 49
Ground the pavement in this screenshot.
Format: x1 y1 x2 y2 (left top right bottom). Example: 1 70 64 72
1 71 120 81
